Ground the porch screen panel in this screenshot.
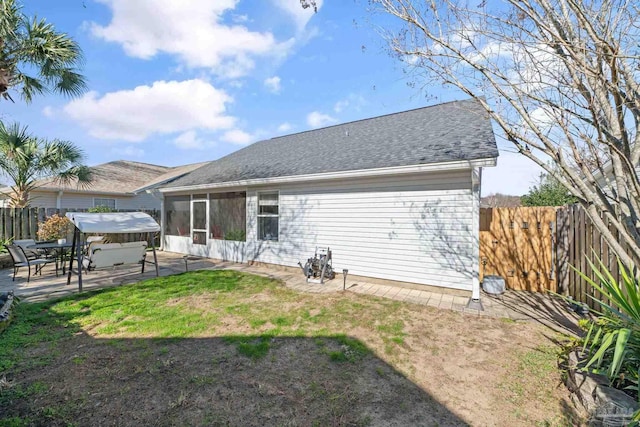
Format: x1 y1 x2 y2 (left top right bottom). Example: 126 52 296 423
165 195 190 236
209 192 246 241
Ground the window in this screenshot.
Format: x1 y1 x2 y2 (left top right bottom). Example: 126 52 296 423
258 192 279 241
94 198 116 210
210 192 246 241
164 195 190 236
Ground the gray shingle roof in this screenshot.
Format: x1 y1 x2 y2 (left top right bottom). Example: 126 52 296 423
35 160 170 194
132 161 210 193
165 98 498 189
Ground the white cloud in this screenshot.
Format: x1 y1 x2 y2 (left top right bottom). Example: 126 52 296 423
333 93 366 113
264 76 281 94
91 0 294 78
222 129 253 145
63 79 235 142
277 122 292 132
42 106 54 118
111 146 145 157
307 111 336 128
173 130 214 150
529 107 557 131
272 0 322 31
232 14 249 23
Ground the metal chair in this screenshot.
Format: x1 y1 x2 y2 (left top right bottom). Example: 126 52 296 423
13 239 43 260
5 244 58 282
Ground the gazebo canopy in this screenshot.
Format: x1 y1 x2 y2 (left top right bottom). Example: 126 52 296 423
65 212 161 234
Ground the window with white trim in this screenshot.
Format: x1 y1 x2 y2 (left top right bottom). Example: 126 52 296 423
258 192 279 241
94 198 116 210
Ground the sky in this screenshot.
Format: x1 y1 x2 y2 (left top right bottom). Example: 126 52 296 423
2 0 542 196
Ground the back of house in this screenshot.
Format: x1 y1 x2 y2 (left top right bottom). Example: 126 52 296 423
159 98 499 295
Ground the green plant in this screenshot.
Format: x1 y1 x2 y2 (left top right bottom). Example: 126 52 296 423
36 214 72 241
87 205 114 213
576 256 640 422
0 123 92 207
0 237 13 253
224 229 246 241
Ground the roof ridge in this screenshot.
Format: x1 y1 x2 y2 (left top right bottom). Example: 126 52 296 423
268 97 480 141
100 160 170 169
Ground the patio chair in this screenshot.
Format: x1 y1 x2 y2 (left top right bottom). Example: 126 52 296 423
13 239 43 260
5 244 58 282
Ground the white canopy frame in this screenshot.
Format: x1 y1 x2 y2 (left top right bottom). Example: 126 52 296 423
65 212 161 291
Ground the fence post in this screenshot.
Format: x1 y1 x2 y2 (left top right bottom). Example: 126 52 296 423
556 207 569 294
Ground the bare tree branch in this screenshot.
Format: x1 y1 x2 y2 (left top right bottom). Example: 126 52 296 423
374 0 640 267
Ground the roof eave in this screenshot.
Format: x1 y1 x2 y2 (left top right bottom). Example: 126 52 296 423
32 188 136 197
159 157 498 193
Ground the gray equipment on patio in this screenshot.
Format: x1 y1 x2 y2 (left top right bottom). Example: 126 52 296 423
298 247 335 284
482 275 506 295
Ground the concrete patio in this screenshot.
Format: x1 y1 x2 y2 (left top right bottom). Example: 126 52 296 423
0 251 583 336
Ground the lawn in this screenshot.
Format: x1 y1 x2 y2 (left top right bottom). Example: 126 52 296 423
0 270 581 426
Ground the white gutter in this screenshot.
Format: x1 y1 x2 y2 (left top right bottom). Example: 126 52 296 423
470 167 483 309
159 158 497 193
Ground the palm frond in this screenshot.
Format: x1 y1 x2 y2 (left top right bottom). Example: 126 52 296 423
0 4 86 103
14 72 46 103
0 122 90 205
54 165 93 189
51 68 86 98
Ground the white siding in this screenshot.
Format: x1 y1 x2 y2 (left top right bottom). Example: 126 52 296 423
116 192 161 210
24 192 161 211
163 169 477 291
28 191 58 208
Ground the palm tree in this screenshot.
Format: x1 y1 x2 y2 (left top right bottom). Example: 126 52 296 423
0 0 86 103
0 122 92 207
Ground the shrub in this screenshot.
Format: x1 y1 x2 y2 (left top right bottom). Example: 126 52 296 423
0 237 12 253
37 214 72 241
224 229 246 241
577 257 640 422
88 205 114 213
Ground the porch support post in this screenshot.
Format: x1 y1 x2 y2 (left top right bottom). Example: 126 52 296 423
67 227 78 287
149 232 159 277
76 227 83 292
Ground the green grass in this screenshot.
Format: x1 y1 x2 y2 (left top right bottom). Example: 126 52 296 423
0 270 406 371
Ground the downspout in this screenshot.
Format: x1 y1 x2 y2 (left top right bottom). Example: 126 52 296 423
56 191 63 210
467 167 484 311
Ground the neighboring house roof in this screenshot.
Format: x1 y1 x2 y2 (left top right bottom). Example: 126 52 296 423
164 98 499 190
132 162 209 194
33 160 170 195
0 160 207 198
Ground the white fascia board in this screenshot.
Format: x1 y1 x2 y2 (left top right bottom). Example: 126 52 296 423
159 158 498 194
35 188 135 197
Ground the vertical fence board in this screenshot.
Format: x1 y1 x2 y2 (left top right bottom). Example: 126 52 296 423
555 204 632 307
556 207 571 294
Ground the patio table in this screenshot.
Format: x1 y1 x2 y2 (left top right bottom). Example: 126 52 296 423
27 242 74 274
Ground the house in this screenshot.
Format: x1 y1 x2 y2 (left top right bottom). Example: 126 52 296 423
159 98 499 298
0 160 207 212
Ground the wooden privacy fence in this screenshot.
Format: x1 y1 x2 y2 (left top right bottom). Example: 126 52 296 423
480 207 558 292
556 204 624 309
481 204 630 308
0 208 160 243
